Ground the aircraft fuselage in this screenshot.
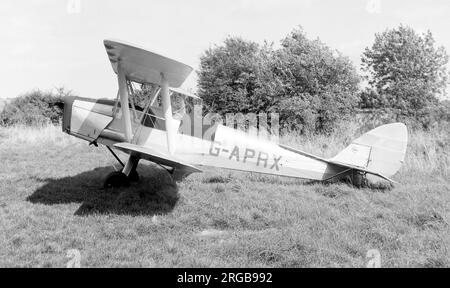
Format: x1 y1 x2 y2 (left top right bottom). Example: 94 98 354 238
62 96 346 181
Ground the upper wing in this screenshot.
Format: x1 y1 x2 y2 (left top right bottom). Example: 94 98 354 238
104 39 193 88
169 87 201 99
113 142 202 174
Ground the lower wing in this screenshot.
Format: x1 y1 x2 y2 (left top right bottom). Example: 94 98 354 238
113 142 202 174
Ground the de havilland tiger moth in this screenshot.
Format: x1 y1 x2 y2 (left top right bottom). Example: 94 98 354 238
61 39 408 188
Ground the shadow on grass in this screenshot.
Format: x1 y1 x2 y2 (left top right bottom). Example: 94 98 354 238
304 178 393 192
27 165 179 217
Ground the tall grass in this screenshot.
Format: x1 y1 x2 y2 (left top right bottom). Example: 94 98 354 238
403 124 450 178
1 121 448 179
0 121 448 267
0 125 78 147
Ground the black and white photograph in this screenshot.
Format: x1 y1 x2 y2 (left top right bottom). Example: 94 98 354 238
0 0 449 271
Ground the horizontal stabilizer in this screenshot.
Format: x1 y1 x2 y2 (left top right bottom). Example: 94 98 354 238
326 161 398 183
279 123 408 183
330 123 408 179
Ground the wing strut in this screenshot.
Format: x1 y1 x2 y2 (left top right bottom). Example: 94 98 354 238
161 73 176 155
117 62 133 142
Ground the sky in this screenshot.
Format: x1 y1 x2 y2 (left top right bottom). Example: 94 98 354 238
0 0 449 99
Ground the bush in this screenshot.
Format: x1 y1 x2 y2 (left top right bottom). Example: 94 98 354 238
198 37 271 114
361 25 449 128
198 27 361 135
0 88 72 127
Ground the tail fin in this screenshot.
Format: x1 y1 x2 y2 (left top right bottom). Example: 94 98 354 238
330 123 408 178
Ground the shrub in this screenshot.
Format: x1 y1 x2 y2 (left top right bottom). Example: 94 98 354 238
198 27 361 135
0 88 72 127
271 28 361 134
361 25 449 128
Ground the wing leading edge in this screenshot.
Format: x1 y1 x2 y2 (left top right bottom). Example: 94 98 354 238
113 142 202 174
104 39 193 88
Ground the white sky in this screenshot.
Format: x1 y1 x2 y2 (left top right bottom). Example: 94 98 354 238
0 0 449 99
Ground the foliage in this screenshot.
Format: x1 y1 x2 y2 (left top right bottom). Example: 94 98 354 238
198 37 271 114
131 83 190 114
198 28 361 134
275 28 360 133
0 88 71 127
361 25 449 126
132 83 156 109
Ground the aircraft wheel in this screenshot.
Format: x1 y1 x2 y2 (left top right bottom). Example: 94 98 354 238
128 170 140 182
104 171 130 189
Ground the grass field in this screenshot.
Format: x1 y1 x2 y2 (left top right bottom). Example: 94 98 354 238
0 123 449 267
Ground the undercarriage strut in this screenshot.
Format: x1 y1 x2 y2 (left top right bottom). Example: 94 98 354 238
106 146 125 167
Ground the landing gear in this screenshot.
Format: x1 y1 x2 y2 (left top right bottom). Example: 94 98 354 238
104 171 130 188
104 149 141 188
103 170 139 189
128 170 140 182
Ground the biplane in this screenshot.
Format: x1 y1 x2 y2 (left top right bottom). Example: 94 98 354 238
62 39 408 188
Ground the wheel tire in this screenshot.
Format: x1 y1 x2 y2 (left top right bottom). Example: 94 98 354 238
104 171 130 189
128 170 140 182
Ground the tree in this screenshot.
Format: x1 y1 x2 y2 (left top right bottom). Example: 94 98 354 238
361 25 449 116
275 27 360 133
197 28 361 134
198 37 274 115
0 88 71 126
